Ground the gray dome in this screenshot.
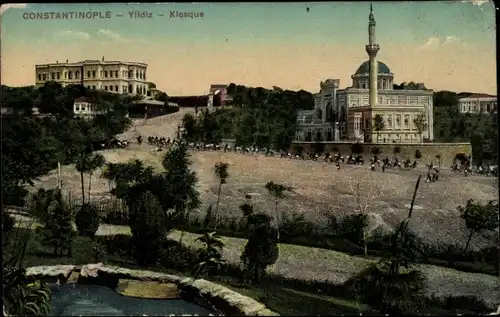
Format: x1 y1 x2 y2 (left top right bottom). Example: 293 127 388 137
354 61 391 75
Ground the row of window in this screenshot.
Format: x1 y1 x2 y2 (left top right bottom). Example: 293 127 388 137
83 84 147 94
38 69 146 81
460 103 496 113
351 114 420 132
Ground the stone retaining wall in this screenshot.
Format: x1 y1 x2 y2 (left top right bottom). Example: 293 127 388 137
220 139 471 168
25 264 279 316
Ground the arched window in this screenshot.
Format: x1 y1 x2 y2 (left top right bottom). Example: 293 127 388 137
325 102 332 121
316 108 322 120
339 106 346 121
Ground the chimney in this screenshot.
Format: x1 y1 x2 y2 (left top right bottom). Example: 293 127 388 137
66 59 68 63
56 60 58 63
102 56 104 62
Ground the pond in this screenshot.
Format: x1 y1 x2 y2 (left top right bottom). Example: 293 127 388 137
49 284 214 316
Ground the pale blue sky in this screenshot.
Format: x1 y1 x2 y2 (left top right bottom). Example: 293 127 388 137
1 1 496 95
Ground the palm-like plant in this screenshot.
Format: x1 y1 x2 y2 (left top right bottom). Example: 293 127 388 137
214 162 229 230
87 153 106 199
194 232 226 277
264 181 293 241
76 153 106 204
3 221 52 316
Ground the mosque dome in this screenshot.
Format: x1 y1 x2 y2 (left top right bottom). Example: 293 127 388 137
354 60 391 75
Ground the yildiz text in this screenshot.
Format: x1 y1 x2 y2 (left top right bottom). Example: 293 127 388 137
169 11 204 19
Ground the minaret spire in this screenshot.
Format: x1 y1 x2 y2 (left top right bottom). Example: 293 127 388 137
365 4 380 109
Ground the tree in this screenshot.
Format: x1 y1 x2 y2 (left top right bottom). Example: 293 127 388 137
393 146 401 161
264 181 293 241
349 176 426 315
348 175 384 255
194 232 226 277
471 132 485 165
86 154 106 199
373 114 385 143
371 147 382 156
241 213 279 285
129 191 167 265
413 112 427 143
182 112 199 141
75 203 100 238
459 199 498 253
351 142 364 155
414 149 422 160
214 162 229 230
35 188 75 257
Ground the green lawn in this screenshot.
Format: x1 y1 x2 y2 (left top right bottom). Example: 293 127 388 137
218 280 372 316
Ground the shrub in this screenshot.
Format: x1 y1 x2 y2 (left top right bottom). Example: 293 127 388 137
75 203 100 238
160 239 198 272
414 149 422 159
129 191 168 265
443 295 490 314
36 189 75 257
101 207 129 226
97 234 133 259
348 263 425 315
279 213 315 239
339 214 368 246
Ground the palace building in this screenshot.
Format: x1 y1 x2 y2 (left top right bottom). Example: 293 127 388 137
296 5 434 143
35 57 149 96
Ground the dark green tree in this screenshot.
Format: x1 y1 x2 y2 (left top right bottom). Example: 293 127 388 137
459 199 498 253
373 114 385 143
241 213 279 285
214 162 229 230
75 203 100 238
194 232 226 277
129 191 167 265
35 189 75 257
264 181 293 241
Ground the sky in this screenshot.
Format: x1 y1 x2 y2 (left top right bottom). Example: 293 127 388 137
0 1 497 95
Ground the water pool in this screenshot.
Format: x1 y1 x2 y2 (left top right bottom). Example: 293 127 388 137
49 284 214 316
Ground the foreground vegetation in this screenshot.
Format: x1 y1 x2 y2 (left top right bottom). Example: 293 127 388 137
2 83 498 316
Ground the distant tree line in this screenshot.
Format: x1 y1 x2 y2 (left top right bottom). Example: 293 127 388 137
181 83 315 150
433 91 497 164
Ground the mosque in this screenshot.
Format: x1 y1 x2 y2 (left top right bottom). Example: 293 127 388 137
295 5 434 144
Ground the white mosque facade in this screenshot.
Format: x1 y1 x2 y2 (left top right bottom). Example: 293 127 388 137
296 5 434 144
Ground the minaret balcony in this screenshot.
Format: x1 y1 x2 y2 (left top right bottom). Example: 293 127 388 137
365 44 380 56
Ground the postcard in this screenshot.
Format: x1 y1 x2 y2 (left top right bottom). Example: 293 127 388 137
1 2 498 316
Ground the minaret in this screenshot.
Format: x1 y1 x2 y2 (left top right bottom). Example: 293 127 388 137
365 4 380 108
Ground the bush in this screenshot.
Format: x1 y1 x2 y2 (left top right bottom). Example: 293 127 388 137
440 295 490 314
339 214 368 245
279 213 315 239
159 239 198 272
97 234 133 259
129 191 168 265
75 203 100 238
348 263 425 315
101 207 129 226
2 212 15 233
414 149 422 159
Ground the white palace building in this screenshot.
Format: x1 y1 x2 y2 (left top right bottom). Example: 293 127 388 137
296 5 434 144
35 57 149 96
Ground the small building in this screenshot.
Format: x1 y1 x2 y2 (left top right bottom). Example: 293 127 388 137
73 97 100 118
207 84 232 107
459 93 497 115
